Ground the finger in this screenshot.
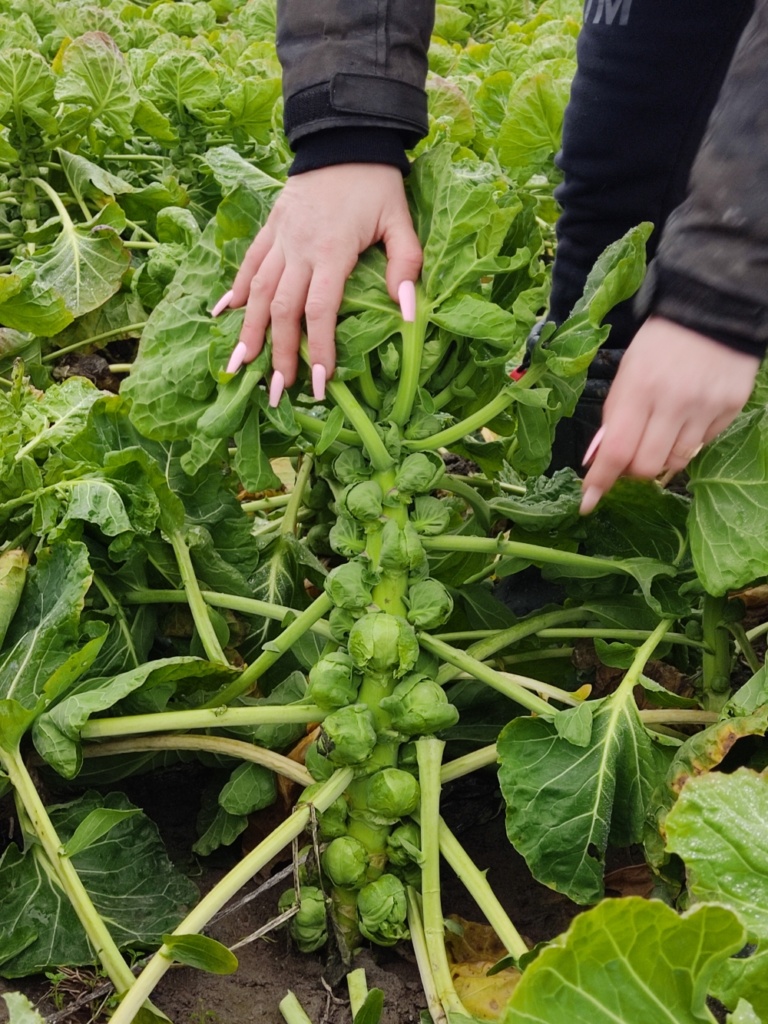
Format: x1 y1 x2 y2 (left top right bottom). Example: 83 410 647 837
269 262 313 387
580 405 649 515
238 247 286 361
626 405 687 480
304 258 356 386
702 409 742 446
231 226 275 307
382 217 423 305
663 419 707 474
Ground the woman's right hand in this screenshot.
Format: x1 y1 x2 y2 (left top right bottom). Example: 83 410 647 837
219 163 423 402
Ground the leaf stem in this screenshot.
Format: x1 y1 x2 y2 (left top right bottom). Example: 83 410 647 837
80 704 325 741
438 817 528 959
536 627 709 651
169 530 228 666
41 323 147 363
440 745 498 784
294 410 360 448
391 283 428 427
346 968 369 1017
110 768 354 1024
405 889 448 1024
80 734 314 786
280 454 313 536
325 378 393 472
279 991 315 1024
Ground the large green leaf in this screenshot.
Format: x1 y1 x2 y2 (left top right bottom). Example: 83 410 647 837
504 898 745 1023
496 58 574 178
55 32 138 138
0 791 198 978
688 409 768 595
0 48 57 133
144 51 220 118
498 687 670 904
1 993 45 1024
665 769 768 942
0 541 92 710
712 946 768 1023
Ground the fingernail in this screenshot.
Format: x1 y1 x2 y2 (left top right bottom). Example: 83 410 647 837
269 370 285 408
226 341 247 375
582 425 606 467
398 280 416 322
580 486 602 516
211 289 234 318
312 363 326 401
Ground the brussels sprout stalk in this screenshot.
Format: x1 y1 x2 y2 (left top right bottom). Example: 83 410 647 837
279 991 315 1024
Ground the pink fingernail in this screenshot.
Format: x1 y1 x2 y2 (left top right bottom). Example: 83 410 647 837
312 363 327 401
582 425 606 467
580 486 602 516
211 289 234 318
226 341 247 375
398 280 416 322
269 370 285 408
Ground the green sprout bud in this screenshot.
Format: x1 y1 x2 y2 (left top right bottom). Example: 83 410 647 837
395 452 444 496
329 517 366 557
410 495 452 536
343 480 383 522
380 675 460 736
363 768 420 822
278 886 328 952
357 874 409 946
296 844 320 886
406 579 454 628
402 524 428 579
321 835 369 889
307 652 360 710
329 607 358 643
348 613 419 677
379 518 409 573
304 740 336 782
386 823 421 869
324 561 376 611
333 448 371 485
297 785 349 839
319 705 377 766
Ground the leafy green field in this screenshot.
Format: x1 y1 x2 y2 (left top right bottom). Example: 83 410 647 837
2 1 768 1022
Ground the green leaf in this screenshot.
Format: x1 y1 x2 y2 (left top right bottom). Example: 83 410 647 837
0 49 57 133
218 762 276 815
665 769 768 943
727 1001 761 1024
1 993 45 1024
55 32 138 138
496 59 575 178
504 898 745 1023
688 409 768 595
0 791 198 977
489 469 581 532
161 934 237 975
713 947 768 1022
63 806 141 858
145 51 220 117
498 687 670 904
354 988 385 1024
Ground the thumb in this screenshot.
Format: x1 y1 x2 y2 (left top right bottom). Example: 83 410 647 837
382 215 423 305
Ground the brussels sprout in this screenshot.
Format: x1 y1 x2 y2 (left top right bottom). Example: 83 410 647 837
363 768 420 822
305 522 332 556
386 823 422 869
395 452 445 496
329 607 358 643
333 448 371 485
321 835 369 889
406 579 454 628
278 886 328 952
380 676 460 736
348 613 419 677
378 519 409 573
297 785 349 839
296 844 321 886
324 562 376 611
410 495 452 536
357 874 409 946
305 740 336 782
343 480 383 522
319 705 377 766
329 517 366 557
308 652 359 710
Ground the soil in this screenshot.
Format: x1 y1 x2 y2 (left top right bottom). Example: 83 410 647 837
0 763 585 1024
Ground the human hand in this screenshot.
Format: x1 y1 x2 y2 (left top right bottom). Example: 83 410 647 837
580 316 761 514
212 163 423 404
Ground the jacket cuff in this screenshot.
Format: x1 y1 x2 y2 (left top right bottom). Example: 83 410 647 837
635 261 768 358
289 128 410 177
284 73 428 148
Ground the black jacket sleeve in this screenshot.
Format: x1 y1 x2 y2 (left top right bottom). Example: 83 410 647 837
636 0 768 357
277 0 435 151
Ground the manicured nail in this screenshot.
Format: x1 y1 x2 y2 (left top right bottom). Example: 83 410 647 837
312 363 327 401
211 289 234 318
226 341 247 375
580 486 602 516
582 425 606 467
269 370 285 408
398 280 416 322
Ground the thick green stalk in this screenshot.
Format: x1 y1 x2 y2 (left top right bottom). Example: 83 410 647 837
438 817 527 959
326 378 393 472
416 738 468 1018
80 735 313 786
347 968 369 1017
169 530 227 666
279 992 315 1024
701 594 732 711
203 592 334 706
391 283 429 426
3 750 136 994
110 768 354 1024
422 633 561 715
81 704 325 741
